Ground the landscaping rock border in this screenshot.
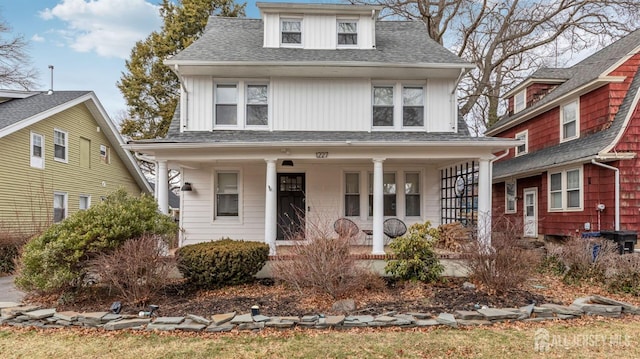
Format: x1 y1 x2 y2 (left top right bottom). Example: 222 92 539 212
1 295 639 332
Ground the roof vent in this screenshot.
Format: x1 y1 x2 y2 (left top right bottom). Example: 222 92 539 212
46 65 54 95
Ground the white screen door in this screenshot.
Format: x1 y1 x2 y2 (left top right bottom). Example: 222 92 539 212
523 188 537 238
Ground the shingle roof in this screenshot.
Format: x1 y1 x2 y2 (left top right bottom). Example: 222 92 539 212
489 28 640 132
0 91 91 130
167 17 468 65
493 65 640 179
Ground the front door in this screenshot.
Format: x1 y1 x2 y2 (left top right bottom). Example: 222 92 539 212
277 173 305 240
523 188 538 238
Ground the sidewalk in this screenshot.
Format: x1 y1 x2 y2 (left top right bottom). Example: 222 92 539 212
0 276 25 303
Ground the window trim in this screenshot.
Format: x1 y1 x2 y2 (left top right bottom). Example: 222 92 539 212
337 19 358 47
214 82 239 127
344 172 360 217
213 169 242 222
53 129 68 163
515 130 528 156
560 99 580 142
30 132 44 169
213 80 270 130
53 191 68 223
245 83 269 127
79 195 91 210
547 166 583 212
404 171 421 217
100 144 111 164
280 18 302 47
514 89 526 113
505 180 517 214
402 86 425 128
371 82 427 131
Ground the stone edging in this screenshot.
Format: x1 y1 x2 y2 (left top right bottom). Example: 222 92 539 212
1 295 637 332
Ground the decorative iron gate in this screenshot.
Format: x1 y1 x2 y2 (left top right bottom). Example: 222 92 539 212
441 161 478 227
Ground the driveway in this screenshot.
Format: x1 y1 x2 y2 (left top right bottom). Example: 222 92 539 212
0 276 25 303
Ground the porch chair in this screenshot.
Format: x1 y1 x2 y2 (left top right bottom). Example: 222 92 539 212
383 218 407 244
333 217 360 240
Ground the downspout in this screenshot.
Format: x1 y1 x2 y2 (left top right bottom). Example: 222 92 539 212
489 149 510 219
591 159 620 231
174 64 188 130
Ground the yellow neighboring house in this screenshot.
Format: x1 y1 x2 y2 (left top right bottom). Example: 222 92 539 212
0 89 151 235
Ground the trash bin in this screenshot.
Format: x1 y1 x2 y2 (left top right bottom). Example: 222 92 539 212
599 230 637 254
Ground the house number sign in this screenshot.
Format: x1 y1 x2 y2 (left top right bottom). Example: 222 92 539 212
316 152 329 158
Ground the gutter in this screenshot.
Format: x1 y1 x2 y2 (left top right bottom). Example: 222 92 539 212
591 159 620 231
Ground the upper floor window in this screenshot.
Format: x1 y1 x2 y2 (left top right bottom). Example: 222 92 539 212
549 167 582 211
30 132 44 169
514 90 526 113
505 180 516 214
281 19 302 45
215 84 238 125
100 144 111 164
344 172 360 217
561 99 579 141
337 20 357 45
403 87 424 127
246 85 268 126
515 130 528 156
372 86 394 127
53 129 68 163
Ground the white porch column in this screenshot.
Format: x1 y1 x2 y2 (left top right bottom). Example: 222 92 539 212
372 158 385 255
265 159 278 255
477 158 492 247
157 160 169 215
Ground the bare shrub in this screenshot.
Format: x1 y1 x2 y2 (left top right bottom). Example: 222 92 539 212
436 222 470 252
271 216 383 299
465 215 541 294
89 234 175 306
0 229 30 274
601 253 640 295
546 236 619 285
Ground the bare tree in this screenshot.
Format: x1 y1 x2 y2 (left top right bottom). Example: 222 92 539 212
0 15 38 89
355 0 640 132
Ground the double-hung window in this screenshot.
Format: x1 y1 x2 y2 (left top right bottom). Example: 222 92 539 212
79 195 91 210
215 84 238 125
53 192 67 223
561 100 579 141
53 129 68 162
337 20 357 45
369 172 396 216
216 172 239 217
405 172 420 216
281 19 301 45
505 180 516 213
100 144 111 163
515 130 528 156
30 132 44 169
344 173 360 216
372 86 394 127
246 85 268 126
514 90 526 113
403 87 424 127
549 168 582 211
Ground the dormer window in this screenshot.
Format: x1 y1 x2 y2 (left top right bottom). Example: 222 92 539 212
281 19 302 45
515 130 528 156
337 20 357 45
514 90 526 113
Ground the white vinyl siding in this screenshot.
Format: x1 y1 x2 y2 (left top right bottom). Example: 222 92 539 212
426 79 456 132
30 132 44 169
53 129 68 163
548 167 582 211
561 99 579 142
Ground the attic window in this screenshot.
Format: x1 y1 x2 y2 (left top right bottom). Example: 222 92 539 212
337 20 357 45
514 90 526 113
281 19 301 45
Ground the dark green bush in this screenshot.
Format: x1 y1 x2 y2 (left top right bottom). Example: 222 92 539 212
15 189 178 293
176 239 269 288
385 221 443 282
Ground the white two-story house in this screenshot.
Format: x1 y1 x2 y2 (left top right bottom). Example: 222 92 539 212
125 3 516 254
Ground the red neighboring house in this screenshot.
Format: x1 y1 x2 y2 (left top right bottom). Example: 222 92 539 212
486 29 640 240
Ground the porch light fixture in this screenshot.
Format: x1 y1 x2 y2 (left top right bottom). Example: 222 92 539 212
180 182 193 191
282 160 294 167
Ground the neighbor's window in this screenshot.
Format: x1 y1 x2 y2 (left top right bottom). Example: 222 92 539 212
79 195 91 210
53 129 68 162
53 192 67 223
561 100 579 141
30 132 44 169
344 172 360 216
405 172 420 216
372 86 394 127
514 90 526 113
281 19 302 45
100 144 110 163
215 84 238 125
403 87 424 127
246 84 268 126
515 130 528 156
505 180 516 213
216 172 239 217
369 172 397 216
337 20 357 45
549 167 582 211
